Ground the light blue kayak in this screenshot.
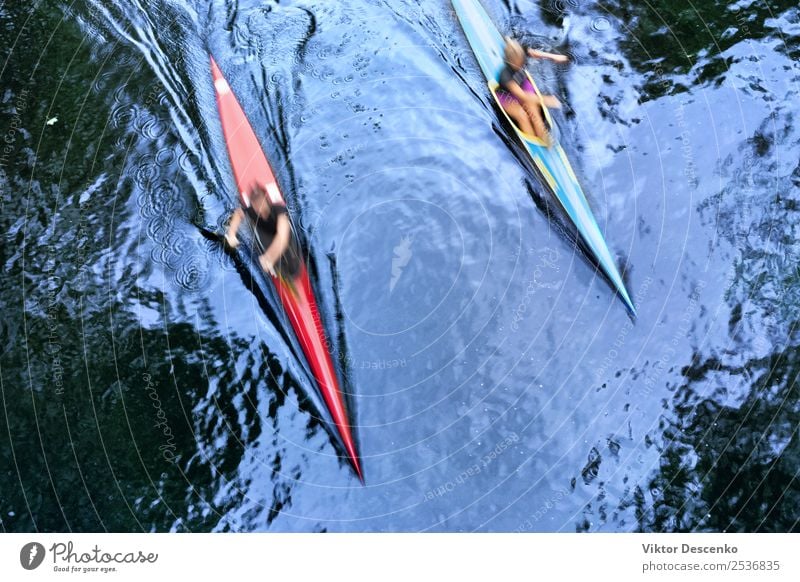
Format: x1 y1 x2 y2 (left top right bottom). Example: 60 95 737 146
452 0 636 316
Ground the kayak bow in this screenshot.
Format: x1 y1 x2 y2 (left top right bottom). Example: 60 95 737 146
210 56 363 480
452 0 636 316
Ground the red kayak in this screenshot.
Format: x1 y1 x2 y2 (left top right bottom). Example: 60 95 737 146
210 56 362 481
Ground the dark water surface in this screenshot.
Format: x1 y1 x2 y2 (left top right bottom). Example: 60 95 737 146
1 0 798 532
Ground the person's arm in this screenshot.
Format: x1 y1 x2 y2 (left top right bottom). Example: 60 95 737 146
224 208 244 247
528 48 569 63
259 213 291 275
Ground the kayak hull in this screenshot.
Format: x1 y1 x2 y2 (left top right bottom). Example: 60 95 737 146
210 56 362 480
452 0 636 315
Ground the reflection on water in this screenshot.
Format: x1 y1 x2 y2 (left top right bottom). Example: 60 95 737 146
0 0 798 532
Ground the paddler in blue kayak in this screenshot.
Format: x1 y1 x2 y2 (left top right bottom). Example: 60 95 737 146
496 37 568 144
224 184 302 278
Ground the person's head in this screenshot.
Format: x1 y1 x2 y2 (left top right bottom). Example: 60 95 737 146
249 184 272 216
504 37 525 70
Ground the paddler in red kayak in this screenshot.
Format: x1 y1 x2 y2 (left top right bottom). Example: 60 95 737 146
224 183 302 278
497 37 568 144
